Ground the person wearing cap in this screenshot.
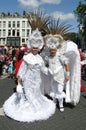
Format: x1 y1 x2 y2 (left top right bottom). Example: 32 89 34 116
44 35 70 112
3 28 56 122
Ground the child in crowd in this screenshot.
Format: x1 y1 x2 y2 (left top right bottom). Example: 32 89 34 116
7 57 14 78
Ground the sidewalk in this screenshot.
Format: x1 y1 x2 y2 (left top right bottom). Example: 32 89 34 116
0 78 86 130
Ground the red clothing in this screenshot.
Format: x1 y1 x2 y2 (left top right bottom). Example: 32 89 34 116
15 58 23 77
81 84 86 92
79 49 86 92
79 49 85 61
15 49 20 60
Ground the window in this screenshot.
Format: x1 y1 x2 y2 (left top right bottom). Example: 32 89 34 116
22 21 25 28
17 21 20 27
0 30 1 36
12 30 15 36
8 21 11 27
13 21 15 28
22 38 25 42
27 29 29 36
17 30 20 36
0 21 1 28
3 21 6 28
3 39 5 44
8 30 11 36
22 29 25 37
27 21 29 27
3 29 6 36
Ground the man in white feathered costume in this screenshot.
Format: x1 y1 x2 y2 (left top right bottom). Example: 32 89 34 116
42 35 81 107
44 35 70 112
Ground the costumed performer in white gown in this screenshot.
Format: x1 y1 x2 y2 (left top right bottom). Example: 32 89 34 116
3 28 56 122
41 35 81 106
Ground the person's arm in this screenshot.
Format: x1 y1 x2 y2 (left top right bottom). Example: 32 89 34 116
60 55 70 81
65 64 70 81
40 57 49 75
17 76 22 85
17 60 27 80
16 76 23 93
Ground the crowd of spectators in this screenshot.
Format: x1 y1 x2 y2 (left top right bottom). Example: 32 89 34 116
0 45 28 79
81 49 86 80
0 45 86 83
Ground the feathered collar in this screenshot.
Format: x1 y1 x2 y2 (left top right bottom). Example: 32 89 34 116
23 53 43 65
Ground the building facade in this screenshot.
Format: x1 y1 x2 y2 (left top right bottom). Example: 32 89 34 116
0 12 31 47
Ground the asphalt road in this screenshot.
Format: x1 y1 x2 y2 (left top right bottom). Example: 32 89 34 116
0 77 86 130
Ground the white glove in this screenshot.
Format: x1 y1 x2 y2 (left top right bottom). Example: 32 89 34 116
48 68 53 75
16 84 23 93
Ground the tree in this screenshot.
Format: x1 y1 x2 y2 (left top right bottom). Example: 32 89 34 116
74 1 86 24
74 0 86 49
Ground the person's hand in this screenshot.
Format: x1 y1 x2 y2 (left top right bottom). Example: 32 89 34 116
48 68 53 75
65 76 69 82
65 71 70 82
16 84 23 93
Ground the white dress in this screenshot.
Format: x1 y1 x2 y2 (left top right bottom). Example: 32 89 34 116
3 53 56 122
48 53 68 85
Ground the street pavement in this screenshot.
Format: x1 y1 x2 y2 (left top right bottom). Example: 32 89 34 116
0 77 86 130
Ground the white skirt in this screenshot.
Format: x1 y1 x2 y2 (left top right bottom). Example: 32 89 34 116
3 92 56 122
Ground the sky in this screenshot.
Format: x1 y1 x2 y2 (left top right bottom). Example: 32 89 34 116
0 0 80 32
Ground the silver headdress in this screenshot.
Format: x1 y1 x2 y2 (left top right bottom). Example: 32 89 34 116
27 28 44 50
44 34 64 49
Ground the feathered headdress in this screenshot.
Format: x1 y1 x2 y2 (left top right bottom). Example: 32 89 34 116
27 28 44 50
44 34 64 49
27 9 72 50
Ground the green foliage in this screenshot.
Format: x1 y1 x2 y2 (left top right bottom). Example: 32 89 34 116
74 1 86 23
64 32 78 43
74 0 86 45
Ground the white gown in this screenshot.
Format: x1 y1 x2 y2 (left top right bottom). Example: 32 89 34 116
3 53 56 122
